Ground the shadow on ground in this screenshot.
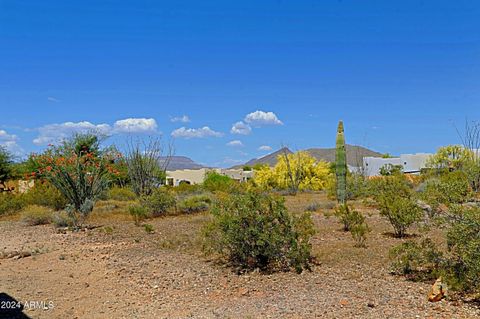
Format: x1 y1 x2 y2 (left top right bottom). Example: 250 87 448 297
0 293 32 319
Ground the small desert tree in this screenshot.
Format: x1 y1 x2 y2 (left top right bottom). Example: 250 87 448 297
0 146 13 185
125 137 173 196
32 134 113 227
426 145 471 172
372 174 422 238
254 151 330 193
427 144 480 192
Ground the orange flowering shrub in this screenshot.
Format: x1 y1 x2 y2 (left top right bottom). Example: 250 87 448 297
31 134 116 227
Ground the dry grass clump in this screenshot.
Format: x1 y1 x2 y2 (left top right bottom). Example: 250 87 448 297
89 200 137 221
20 205 54 226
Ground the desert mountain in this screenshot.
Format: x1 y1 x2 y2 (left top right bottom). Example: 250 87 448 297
236 145 382 168
159 156 205 171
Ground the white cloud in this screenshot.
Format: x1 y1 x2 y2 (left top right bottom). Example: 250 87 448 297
0 129 23 155
47 97 60 102
226 140 243 147
32 118 159 146
258 145 273 151
230 121 252 135
0 129 17 142
170 115 190 123
244 110 283 126
113 118 158 133
171 126 223 139
33 121 111 145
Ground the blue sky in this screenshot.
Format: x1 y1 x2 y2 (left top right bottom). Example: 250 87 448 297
0 1 479 167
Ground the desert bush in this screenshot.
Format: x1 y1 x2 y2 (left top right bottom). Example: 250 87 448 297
203 192 315 273
327 173 371 200
31 134 113 227
305 202 321 212
21 205 53 226
129 204 150 226
389 238 443 277
203 172 239 193
379 196 422 238
373 175 421 238
107 186 137 201
51 211 74 228
445 207 480 293
23 181 67 210
379 164 403 176
0 193 26 216
142 188 176 216
334 204 363 231
178 195 211 214
421 171 471 211
125 137 171 196
173 182 203 194
390 206 480 294
350 220 370 248
143 223 154 233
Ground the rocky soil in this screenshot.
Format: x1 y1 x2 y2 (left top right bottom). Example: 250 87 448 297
1 194 479 318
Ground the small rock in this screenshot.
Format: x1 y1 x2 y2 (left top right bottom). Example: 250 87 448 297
428 277 447 302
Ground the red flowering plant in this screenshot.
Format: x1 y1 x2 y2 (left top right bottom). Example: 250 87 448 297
32 134 115 227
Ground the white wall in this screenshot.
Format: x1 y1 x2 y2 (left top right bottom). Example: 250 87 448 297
363 153 432 176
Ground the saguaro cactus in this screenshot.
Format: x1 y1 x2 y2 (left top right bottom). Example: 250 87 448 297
335 121 347 204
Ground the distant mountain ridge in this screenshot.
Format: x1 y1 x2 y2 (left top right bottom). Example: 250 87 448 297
235 144 382 168
159 156 205 170
306 145 383 167
240 147 293 168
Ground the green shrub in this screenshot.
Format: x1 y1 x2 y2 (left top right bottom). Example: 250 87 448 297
107 186 137 201
445 207 480 293
334 204 362 231
178 195 211 214
173 183 203 194
142 188 176 216
203 172 238 193
129 205 150 226
0 193 26 216
379 164 403 176
389 238 443 277
373 175 421 238
349 215 370 248
143 223 154 233
421 171 472 211
203 192 315 273
327 173 372 201
21 205 53 226
390 206 480 294
379 196 422 238
23 181 67 210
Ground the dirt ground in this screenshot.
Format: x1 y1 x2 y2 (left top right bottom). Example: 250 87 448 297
1 193 479 318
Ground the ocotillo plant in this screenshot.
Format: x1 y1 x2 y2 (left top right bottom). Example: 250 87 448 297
335 121 347 204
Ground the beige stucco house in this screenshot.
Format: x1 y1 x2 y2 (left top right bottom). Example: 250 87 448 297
165 168 254 186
